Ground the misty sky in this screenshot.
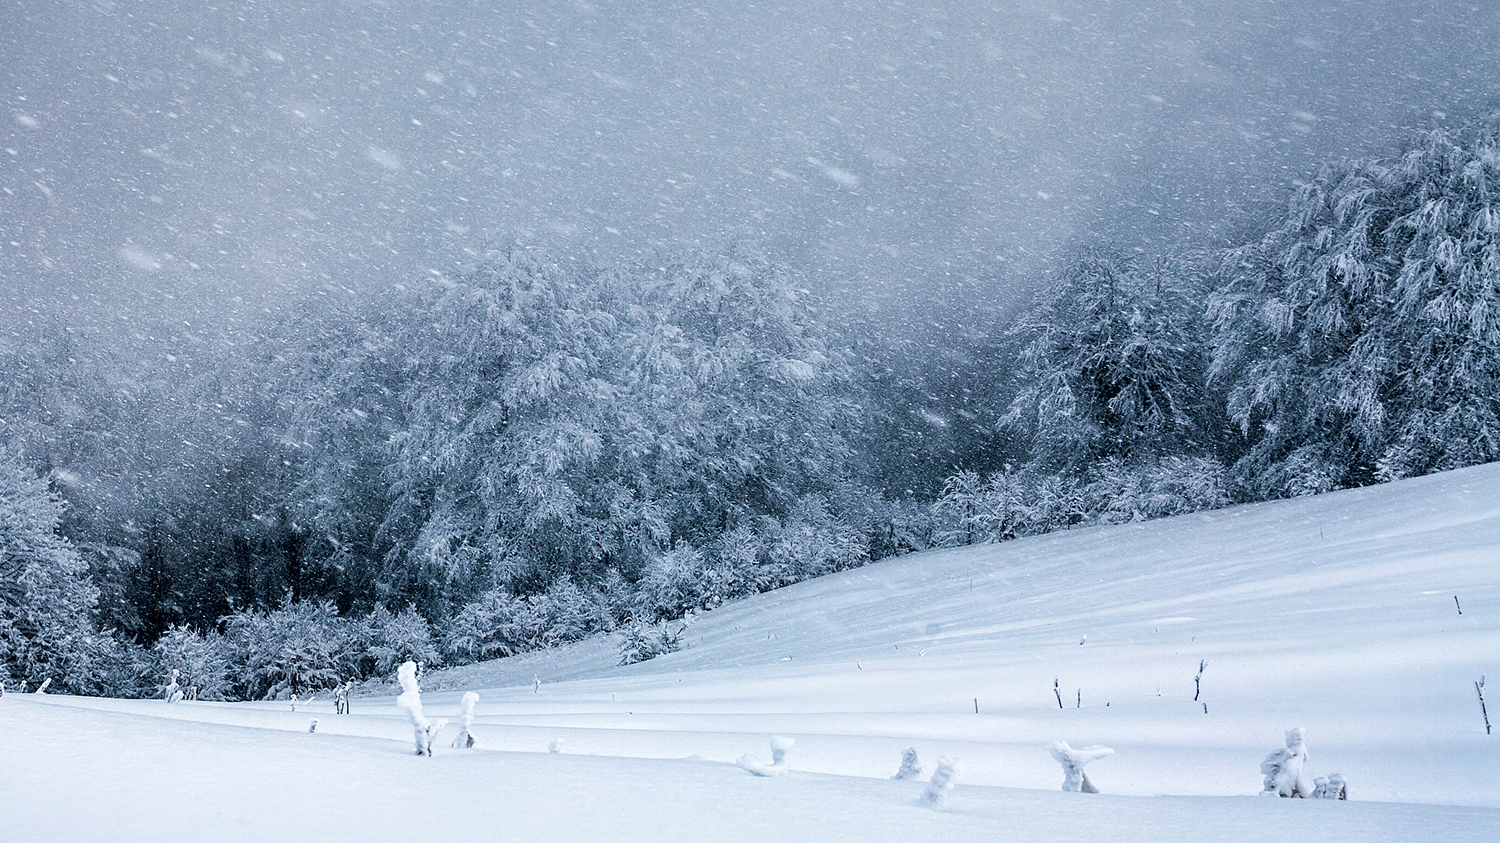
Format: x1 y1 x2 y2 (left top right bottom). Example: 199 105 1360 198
4 0 1499 342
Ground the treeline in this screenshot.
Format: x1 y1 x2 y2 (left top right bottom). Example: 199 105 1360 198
4 112 1500 699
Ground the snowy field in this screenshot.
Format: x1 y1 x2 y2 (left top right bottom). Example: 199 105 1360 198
5 463 1500 841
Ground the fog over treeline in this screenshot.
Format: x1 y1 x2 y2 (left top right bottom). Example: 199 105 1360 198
4 2 1500 698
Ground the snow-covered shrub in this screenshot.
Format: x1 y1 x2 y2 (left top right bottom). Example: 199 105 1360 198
395 660 445 756
442 588 530 662
840 491 938 561
1260 728 1313 798
152 624 232 701
737 735 794 777
223 599 350 700
354 605 439 678
451 691 480 749
1089 455 1231 524
523 574 607 648
617 616 685 665
935 468 1086 546
756 498 869 590
1048 741 1114 793
891 747 923 780
920 755 959 807
639 543 718 620
333 680 352 714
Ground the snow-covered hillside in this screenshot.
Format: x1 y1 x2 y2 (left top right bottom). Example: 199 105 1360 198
6 463 1500 841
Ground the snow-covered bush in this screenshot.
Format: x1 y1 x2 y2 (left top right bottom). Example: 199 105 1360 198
354 605 439 678
617 616 685 665
1260 728 1313 797
223 599 349 700
934 468 1086 546
163 669 183 703
1089 455 1231 524
442 588 530 662
920 755 959 807
1048 741 1114 793
737 736 794 777
152 624 232 701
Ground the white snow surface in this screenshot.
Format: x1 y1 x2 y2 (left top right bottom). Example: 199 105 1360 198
5 463 1500 841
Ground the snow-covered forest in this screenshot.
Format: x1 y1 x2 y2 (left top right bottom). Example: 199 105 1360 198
5 108 1500 698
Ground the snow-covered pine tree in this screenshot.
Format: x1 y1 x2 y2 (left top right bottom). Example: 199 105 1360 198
1210 112 1500 496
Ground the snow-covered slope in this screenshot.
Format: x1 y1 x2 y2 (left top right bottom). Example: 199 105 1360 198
6 463 1500 841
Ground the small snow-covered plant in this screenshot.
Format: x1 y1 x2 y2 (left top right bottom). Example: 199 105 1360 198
308 719 318 733
1048 741 1114 793
163 669 183 703
395 660 446 756
549 738 565 753
1260 727 1313 797
1312 773 1348 800
737 736 794 777
891 747 923 780
35 677 51 694
451 691 480 749
333 680 352 715
920 756 959 807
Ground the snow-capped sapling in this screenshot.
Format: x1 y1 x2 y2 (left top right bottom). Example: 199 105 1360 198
451 691 480 749
336 680 355 714
1048 741 1113 793
1312 773 1348 800
163 669 183 704
1477 675 1491 736
1260 727 1314 797
396 660 447 756
891 747 923 780
737 736 794 777
549 738 565 754
920 756 959 808
35 678 51 694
